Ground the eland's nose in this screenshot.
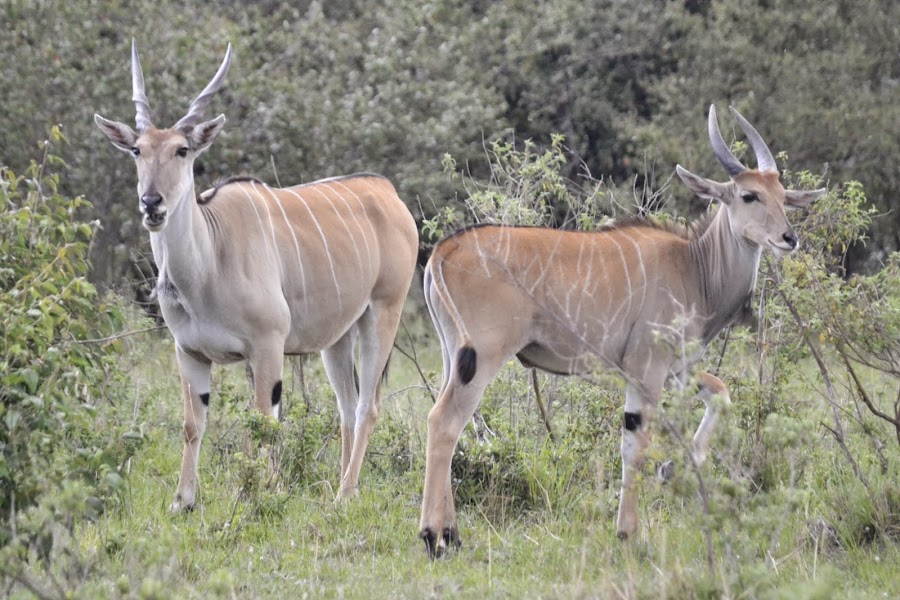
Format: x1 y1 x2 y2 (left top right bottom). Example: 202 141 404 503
782 232 798 249
141 194 163 212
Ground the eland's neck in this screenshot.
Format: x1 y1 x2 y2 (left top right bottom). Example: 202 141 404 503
149 185 213 297
689 207 761 342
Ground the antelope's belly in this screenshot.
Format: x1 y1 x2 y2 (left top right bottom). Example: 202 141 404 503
282 296 369 355
516 341 618 376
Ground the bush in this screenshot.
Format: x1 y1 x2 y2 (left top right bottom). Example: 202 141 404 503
424 134 610 244
0 130 132 589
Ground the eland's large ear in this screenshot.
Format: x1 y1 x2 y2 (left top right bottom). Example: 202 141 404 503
676 165 731 203
94 114 138 153
184 114 226 154
784 187 826 209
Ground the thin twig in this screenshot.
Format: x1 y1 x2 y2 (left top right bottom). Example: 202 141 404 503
70 325 165 344
837 345 900 448
770 267 869 490
9 573 57 600
658 412 715 577
269 155 282 188
393 319 437 403
530 369 555 441
714 326 730 377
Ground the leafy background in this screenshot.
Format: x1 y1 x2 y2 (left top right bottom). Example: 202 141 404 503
1 0 897 290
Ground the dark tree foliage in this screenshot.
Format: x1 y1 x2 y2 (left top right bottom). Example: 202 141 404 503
0 0 896 289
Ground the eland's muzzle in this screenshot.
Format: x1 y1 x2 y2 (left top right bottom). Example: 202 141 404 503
140 193 166 228
141 193 163 213
782 231 798 250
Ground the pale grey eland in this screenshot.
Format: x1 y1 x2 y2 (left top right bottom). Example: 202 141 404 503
418 105 825 557
94 41 418 512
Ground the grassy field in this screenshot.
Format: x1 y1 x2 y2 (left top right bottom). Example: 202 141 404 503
23 299 899 599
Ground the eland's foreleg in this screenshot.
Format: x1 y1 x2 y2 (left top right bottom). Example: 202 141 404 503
337 299 405 500
691 371 730 466
657 371 731 482
249 342 286 421
321 329 359 485
616 384 656 540
171 346 212 512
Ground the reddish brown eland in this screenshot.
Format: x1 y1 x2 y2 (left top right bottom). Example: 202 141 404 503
419 105 825 557
94 41 418 511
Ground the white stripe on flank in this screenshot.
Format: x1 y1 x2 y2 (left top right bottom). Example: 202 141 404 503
307 184 364 274
236 184 274 259
250 183 284 281
282 187 343 312
623 231 648 311
259 183 309 314
472 227 489 272
501 225 512 264
606 234 633 325
597 237 613 315
326 179 377 276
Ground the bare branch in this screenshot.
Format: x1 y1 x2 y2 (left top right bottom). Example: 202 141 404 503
69 325 165 345
530 369 555 442
837 344 900 431
770 266 869 490
392 319 437 404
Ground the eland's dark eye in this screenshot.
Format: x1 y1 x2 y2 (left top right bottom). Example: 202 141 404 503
131 147 141 157
176 147 189 158
742 192 759 203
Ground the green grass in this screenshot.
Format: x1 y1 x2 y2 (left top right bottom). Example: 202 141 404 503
74 441 897 599
15 309 899 599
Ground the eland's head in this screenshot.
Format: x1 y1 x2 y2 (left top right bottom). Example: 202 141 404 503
676 105 825 256
94 40 232 232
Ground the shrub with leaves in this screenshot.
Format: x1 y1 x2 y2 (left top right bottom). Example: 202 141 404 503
759 174 900 543
423 134 610 244
0 130 130 584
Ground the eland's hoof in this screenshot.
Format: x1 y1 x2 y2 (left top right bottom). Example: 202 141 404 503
657 460 676 483
420 526 461 560
169 495 195 514
335 484 359 504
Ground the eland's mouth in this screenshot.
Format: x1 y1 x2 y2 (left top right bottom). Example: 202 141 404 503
768 239 797 256
143 211 167 231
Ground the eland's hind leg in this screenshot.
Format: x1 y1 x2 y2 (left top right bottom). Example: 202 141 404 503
419 374 489 559
337 298 405 499
321 329 360 485
249 342 287 420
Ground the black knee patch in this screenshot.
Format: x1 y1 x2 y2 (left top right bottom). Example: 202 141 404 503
199 392 210 407
271 381 282 407
624 411 642 431
457 346 477 385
